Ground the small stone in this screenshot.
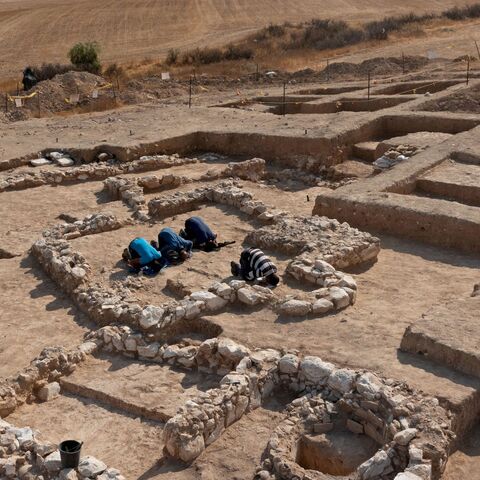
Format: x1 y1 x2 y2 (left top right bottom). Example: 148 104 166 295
190 291 227 311
278 299 311 316
394 428 418 446
328 369 356 393
30 158 51 167
300 356 334 384
312 298 334 314
329 286 351 309
78 456 107 478
38 382 61 402
59 468 78 480
237 287 262 306
137 343 160 358
278 354 299 374
56 157 75 167
45 450 62 472
394 473 423 480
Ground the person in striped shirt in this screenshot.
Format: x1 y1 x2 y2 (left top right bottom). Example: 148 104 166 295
231 247 280 287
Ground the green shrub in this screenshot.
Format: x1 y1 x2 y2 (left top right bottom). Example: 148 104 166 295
68 42 101 73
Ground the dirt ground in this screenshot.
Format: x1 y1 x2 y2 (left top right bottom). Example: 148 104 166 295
1 42 480 478
443 423 480 480
6 392 164 479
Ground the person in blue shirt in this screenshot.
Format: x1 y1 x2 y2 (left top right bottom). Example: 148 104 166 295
122 237 165 275
180 216 218 252
155 227 193 264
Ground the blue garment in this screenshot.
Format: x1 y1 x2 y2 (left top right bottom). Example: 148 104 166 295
129 237 162 267
158 227 193 253
185 217 216 246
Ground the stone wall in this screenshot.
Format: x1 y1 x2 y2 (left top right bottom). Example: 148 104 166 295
258 352 452 480
0 154 197 192
0 343 98 418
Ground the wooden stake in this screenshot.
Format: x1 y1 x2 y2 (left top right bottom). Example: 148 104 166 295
327 59 330 82
189 76 192 108
402 52 405 74
283 81 286 116
5 93 8 113
367 71 371 100
37 93 41 118
466 57 470 85
475 40 480 62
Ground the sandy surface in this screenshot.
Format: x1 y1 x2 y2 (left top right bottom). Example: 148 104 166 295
6 392 164 479
0 255 92 378
422 159 480 188
443 423 480 480
64 354 221 420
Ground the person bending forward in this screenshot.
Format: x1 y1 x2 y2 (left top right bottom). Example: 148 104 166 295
231 247 279 287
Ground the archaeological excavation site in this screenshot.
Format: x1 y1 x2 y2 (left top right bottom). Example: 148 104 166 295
1 45 480 480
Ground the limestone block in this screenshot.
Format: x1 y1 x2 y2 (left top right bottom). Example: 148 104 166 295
190 291 228 311
56 157 75 167
394 473 423 480
218 338 250 363
328 369 356 394
312 298 334 315
356 372 383 397
300 356 334 384
358 450 391 479
178 434 205 463
139 305 164 329
314 259 336 273
137 343 160 359
279 354 300 374
237 287 263 306
394 428 418 446
30 158 51 167
59 468 78 480
278 300 311 317
38 382 61 402
78 456 107 478
329 286 351 309
45 451 62 472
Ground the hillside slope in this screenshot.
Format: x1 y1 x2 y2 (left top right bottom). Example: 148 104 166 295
0 0 479 76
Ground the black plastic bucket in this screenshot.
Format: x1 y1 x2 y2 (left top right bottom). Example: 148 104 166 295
59 440 82 469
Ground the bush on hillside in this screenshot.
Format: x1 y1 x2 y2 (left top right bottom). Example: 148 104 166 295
69 42 101 73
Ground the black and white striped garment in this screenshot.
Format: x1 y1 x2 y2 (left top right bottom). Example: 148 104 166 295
243 248 277 280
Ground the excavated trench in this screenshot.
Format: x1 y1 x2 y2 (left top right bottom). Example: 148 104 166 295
296 429 379 476
373 80 460 95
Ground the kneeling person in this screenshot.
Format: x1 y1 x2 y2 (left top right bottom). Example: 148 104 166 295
157 227 193 263
231 248 279 287
182 216 218 252
123 237 165 275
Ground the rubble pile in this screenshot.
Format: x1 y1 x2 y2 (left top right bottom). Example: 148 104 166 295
224 157 266 181
0 418 123 480
246 215 380 269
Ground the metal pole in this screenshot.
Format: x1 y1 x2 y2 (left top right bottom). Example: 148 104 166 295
256 63 259 81
475 41 480 62
402 52 405 74
189 76 192 108
16 83 19 95
37 93 41 118
466 57 470 85
5 93 8 113
283 81 286 116
116 74 121 92
326 58 330 82
367 71 371 100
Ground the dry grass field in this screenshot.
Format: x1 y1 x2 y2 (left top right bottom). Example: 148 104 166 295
1 0 480 78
